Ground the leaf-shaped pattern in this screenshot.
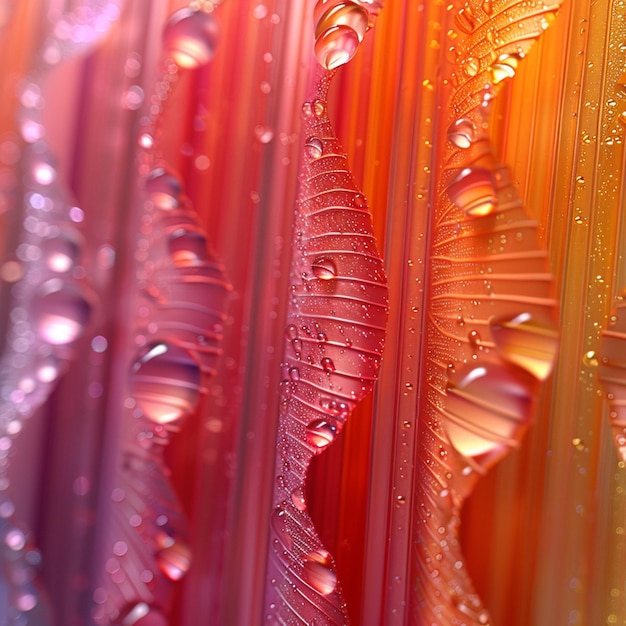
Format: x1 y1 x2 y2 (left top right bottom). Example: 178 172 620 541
598 294 626 461
263 73 388 623
412 0 561 623
93 9 230 624
0 3 122 622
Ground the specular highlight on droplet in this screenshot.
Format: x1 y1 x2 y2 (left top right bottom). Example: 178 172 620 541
163 8 219 69
447 167 496 216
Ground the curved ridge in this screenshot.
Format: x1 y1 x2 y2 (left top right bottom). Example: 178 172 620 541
263 71 388 623
412 0 561 623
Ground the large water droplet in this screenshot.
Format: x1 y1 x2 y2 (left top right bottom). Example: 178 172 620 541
490 53 521 84
312 258 337 280
145 167 183 210
314 1 369 42
155 540 192 581
305 136 324 160
444 363 533 468
490 312 559 380
315 25 360 69
306 418 337 450
447 118 475 149
291 487 307 511
302 550 337 595
163 8 219 68
447 167 496 216
130 343 201 424
33 280 91 345
321 357 335 373
168 228 208 266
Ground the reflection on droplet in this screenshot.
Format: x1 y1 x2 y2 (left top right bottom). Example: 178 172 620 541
583 350 598 367
302 550 337 595
291 487 307 511
447 167 496 216
33 280 91 345
168 228 208 266
444 363 533 467
314 25 360 69
462 56 480 77
447 118 475 149
490 53 521 84
163 8 219 68
130 343 201 424
455 7 475 33
155 540 192 581
314 1 369 42
490 312 559 380
305 136 324 159
285 324 298 340
312 258 337 280
145 167 183 210
306 418 337 450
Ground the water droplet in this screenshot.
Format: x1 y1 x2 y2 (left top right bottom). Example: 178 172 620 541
130 343 201 424
445 363 534 468
583 350 598 367
540 12 556 30
468 330 481 350
462 56 480 77
490 53 520 83
314 1 369 43
319 397 351 418
314 25 360 69
302 550 337 595
155 540 192 581
286 324 298 340
289 367 300 381
447 167 496 216
312 257 337 280
145 167 183 210
41 231 81 273
306 418 337 450
168 228 208 266
321 357 336 373
305 136 324 159
36 356 60 383
291 487 307 511
447 118 475 148
490 312 559 380
254 124 274 143
395 495 406 506
33 280 91 345
163 8 220 68
313 100 326 117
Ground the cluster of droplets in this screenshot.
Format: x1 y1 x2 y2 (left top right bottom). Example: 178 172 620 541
93 8 230 626
313 0 370 69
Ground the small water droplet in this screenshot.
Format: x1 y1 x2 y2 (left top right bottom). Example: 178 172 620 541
33 280 91 345
319 397 351 418
312 257 337 280
395 495 406 506
41 231 81 273
490 312 559 380
130 343 201 424
583 350 598 367
286 324 298 340
155 540 192 581
462 56 480 77
447 167 496 216
447 118 475 148
353 193 367 209
289 367 300 381
302 550 337 595
468 330 481 350
306 418 337 450
321 357 335 373
163 8 219 68
254 124 274 143
314 25 360 69
305 136 324 159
